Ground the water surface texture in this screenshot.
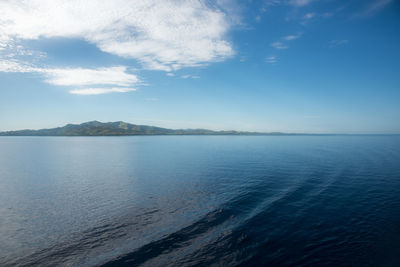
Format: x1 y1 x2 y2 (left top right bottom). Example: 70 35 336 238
1 136 400 266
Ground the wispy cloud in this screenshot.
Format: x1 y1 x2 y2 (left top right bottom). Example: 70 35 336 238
43 67 138 87
259 0 282 13
329 39 349 48
0 60 139 94
288 0 314 7
283 32 303 41
0 0 234 72
271 41 289 49
353 0 393 18
0 41 46 59
264 0 282 7
181 75 200 79
265 56 278 63
69 87 136 95
0 59 36 73
271 32 302 50
303 12 316 19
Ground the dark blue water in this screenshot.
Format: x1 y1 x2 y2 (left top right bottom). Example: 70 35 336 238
1 136 400 266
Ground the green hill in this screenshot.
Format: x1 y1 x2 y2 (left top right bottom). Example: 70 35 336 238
0 121 279 136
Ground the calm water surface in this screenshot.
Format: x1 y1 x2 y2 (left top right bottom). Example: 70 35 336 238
0 136 400 266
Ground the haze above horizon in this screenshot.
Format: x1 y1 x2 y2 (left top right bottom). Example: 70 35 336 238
1 0 399 134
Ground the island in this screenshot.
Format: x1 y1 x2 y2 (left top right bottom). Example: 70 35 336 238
0 121 288 136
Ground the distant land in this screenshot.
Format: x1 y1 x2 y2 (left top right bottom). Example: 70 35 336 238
0 121 290 136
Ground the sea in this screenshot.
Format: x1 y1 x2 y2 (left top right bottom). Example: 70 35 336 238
0 135 400 266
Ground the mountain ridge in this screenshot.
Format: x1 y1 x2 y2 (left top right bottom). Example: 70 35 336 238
0 121 285 136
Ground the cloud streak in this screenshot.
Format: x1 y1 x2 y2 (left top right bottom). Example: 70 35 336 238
283 32 302 41
270 32 302 50
181 74 200 79
271 41 289 49
69 87 136 95
0 60 139 94
42 67 138 87
353 0 393 18
303 12 316 20
329 39 349 48
265 56 278 63
288 0 314 7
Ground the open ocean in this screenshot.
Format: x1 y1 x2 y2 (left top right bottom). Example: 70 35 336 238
0 135 400 266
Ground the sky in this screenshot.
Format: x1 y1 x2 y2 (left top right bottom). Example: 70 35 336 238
0 0 399 133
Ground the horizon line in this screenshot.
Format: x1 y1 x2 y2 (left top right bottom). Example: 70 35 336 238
1 120 399 136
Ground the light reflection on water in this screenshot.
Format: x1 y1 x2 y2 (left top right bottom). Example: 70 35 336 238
0 136 400 266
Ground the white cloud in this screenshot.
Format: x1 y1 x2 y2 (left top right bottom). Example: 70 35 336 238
288 0 313 7
69 87 136 95
0 0 234 71
265 56 278 63
181 74 200 79
0 60 138 93
42 66 138 87
265 0 282 6
329 39 349 48
0 59 36 73
269 32 301 53
271 41 289 49
303 12 316 19
283 32 302 41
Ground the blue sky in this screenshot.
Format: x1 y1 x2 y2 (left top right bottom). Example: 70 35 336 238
0 0 399 133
